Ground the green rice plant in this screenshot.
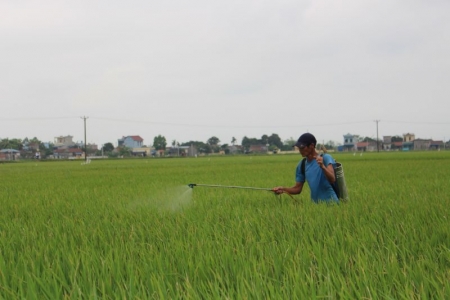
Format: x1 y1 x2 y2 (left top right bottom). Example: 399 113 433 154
0 152 449 299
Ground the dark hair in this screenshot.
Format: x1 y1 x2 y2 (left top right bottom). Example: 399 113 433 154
294 133 317 148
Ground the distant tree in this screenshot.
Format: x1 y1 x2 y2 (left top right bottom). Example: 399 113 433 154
284 137 296 147
261 134 269 145
118 146 131 157
241 136 249 148
231 137 237 146
38 142 48 152
241 136 251 151
206 136 219 153
281 137 296 151
204 144 213 154
323 140 336 150
268 145 278 152
220 143 230 154
30 137 41 144
241 136 261 152
0 138 23 150
43 146 53 157
20 136 41 152
363 137 376 142
103 143 114 152
268 134 283 149
14 138 23 150
207 136 220 146
153 135 167 150
391 136 403 142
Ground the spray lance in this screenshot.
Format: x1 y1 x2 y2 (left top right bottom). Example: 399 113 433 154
188 183 272 191
187 183 299 202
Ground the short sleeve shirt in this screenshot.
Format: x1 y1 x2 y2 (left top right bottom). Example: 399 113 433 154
296 154 339 203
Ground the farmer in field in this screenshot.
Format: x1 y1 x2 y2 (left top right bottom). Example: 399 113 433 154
273 133 339 203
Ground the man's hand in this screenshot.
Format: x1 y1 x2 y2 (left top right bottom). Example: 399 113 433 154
272 187 284 194
315 155 325 169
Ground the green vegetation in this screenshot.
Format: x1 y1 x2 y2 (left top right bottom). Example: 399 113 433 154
0 152 449 298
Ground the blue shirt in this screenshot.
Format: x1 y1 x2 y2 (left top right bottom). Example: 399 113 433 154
295 154 339 203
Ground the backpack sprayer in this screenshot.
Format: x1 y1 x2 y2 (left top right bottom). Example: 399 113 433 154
319 145 349 201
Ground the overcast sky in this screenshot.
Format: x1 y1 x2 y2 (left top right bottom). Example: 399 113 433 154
1 0 449 147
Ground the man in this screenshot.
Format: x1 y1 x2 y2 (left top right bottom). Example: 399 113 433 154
273 133 339 203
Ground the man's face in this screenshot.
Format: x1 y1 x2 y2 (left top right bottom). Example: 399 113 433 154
298 144 314 157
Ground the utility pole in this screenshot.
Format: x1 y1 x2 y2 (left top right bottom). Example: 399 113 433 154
375 120 380 152
81 116 88 163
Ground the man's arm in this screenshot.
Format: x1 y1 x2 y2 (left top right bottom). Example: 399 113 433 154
273 182 304 195
321 164 336 184
316 155 336 183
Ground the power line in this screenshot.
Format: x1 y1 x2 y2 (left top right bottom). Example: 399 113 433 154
1 116 449 126
383 120 450 125
1 116 448 127
90 117 373 128
0 117 79 121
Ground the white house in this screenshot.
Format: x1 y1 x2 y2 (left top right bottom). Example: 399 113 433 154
118 136 144 148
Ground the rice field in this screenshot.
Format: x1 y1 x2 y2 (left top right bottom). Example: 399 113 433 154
0 152 449 299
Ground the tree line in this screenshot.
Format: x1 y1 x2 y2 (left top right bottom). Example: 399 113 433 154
0 134 292 158
154 134 294 154
2 134 415 158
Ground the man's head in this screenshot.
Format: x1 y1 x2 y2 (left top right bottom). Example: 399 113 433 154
294 133 317 157
294 133 317 149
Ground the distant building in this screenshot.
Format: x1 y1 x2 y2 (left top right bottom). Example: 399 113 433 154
118 136 144 148
228 145 243 154
382 136 392 150
400 133 415 151
0 149 20 161
248 144 269 154
22 140 39 151
53 148 84 159
87 143 98 151
430 141 444 150
166 145 197 157
342 133 359 152
391 141 403 150
356 141 377 152
131 147 153 157
54 135 75 148
413 139 431 151
403 133 415 142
